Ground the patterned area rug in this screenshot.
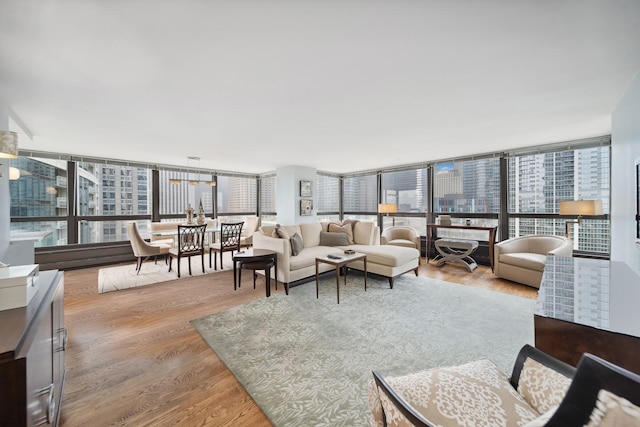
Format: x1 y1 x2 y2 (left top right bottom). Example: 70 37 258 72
191 272 535 426
98 252 234 293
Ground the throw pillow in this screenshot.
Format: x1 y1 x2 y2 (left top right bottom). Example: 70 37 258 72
328 223 354 244
290 233 303 256
586 389 640 427
319 231 349 247
517 357 572 414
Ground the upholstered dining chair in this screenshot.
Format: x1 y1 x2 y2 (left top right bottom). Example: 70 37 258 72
209 222 243 270
240 216 260 248
168 224 207 278
126 221 171 275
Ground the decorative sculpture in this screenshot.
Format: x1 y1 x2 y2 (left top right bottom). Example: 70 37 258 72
185 203 195 225
197 200 206 225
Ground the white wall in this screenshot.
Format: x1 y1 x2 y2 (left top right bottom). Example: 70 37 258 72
276 165 316 225
0 101 10 261
611 69 640 275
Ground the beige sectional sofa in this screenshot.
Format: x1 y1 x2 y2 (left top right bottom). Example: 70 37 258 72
494 234 573 288
253 221 420 289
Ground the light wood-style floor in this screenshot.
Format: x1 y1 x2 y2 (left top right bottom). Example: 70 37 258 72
59 259 536 426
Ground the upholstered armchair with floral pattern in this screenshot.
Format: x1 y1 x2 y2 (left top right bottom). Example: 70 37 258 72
369 344 640 427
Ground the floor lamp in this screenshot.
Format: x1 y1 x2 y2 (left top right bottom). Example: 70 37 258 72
559 200 603 239
378 203 397 227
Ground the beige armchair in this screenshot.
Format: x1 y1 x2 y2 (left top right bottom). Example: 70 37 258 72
126 221 171 274
240 216 260 248
494 234 573 288
381 226 421 253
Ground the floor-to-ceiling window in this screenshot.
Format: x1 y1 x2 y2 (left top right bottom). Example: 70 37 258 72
380 168 428 234
508 145 610 254
216 175 258 224
430 157 501 241
10 136 612 263
260 174 277 226
76 161 152 243
316 173 340 222
343 173 378 224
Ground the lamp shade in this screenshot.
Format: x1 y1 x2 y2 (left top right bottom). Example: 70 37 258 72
378 203 398 214
9 167 20 180
0 130 18 158
559 200 603 216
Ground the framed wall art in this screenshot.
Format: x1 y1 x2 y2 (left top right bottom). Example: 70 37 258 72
300 199 313 216
300 180 312 197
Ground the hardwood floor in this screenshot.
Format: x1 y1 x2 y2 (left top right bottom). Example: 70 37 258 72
59 258 537 426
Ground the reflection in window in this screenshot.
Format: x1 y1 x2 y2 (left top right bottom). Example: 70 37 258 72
381 169 428 212
433 158 500 213
10 157 68 217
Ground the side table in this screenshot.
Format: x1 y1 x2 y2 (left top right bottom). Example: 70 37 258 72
233 249 281 298
315 252 367 304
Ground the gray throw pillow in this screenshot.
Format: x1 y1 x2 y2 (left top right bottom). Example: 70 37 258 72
290 233 303 256
319 231 349 247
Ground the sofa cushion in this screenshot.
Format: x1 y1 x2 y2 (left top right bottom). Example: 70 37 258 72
370 358 539 427
517 357 572 414
350 245 418 267
499 253 547 272
328 222 354 244
300 222 322 247
319 231 349 247
386 238 417 249
290 233 303 256
289 246 337 271
353 221 375 245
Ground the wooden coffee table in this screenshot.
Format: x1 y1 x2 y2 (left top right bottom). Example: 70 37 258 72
315 252 367 304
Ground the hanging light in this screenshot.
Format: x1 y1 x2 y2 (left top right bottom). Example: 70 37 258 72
169 156 216 186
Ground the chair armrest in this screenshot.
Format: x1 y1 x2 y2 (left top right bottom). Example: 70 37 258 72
371 370 435 427
544 353 640 427
253 232 291 279
510 344 576 390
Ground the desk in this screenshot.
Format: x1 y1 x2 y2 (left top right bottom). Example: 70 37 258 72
535 256 640 374
426 224 498 271
233 249 279 297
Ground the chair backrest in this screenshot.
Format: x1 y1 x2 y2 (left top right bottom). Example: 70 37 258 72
220 222 243 249
545 353 640 426
126 221 150 257
177 224 207 254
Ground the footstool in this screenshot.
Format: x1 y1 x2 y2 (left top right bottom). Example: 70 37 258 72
434 238 479 272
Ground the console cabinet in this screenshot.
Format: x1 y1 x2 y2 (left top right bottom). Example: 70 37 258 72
0 270 65 426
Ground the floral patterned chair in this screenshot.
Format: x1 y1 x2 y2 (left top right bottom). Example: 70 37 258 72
369 344 640 427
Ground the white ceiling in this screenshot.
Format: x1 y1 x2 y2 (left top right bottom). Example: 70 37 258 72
1 0 639 174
